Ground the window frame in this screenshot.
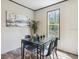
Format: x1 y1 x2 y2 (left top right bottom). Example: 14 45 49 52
47 9 60 39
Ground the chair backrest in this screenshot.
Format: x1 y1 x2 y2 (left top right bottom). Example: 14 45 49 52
46 38 59 56
25 35 31 41
54 37 59 47
25 35 31 38
46 40 54 56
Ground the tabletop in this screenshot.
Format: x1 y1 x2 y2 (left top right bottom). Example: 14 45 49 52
22 36 55 46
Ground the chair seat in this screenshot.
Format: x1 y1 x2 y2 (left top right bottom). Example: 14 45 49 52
34 45 48 56
25 45 29 48
25 44 38 53
42 49 48 56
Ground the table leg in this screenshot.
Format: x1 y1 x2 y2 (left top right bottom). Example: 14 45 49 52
21 41 23 59
37 45 38 59
21 42 24 59
43 44 44 59
40 46 41 59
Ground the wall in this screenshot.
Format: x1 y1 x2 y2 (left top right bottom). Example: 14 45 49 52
35 0 78 54
1 0 34 54
2 0 78 55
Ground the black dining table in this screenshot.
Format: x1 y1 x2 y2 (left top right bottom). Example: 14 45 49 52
21 38 54 59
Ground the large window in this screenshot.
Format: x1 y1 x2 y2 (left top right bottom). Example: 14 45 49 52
48 9 60 38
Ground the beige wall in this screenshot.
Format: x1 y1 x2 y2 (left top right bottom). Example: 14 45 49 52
35 0 78 54
1 0 34 53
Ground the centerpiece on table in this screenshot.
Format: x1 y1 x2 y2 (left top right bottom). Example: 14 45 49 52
30 20 39 41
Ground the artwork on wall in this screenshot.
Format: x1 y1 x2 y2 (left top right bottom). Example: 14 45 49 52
6 11 30 27
47 9 60 38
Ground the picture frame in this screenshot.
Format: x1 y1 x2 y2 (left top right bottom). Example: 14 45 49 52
6 11 30 27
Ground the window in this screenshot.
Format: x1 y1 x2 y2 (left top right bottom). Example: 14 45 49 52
48 9 60 38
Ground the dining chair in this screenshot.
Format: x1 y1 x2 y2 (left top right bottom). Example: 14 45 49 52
24 35 32 49
24 35 37 55
53 37 59 59
36 40 55 59
21 40 37 59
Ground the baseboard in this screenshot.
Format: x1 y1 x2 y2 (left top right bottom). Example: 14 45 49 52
57 49 78 56
1 47 20 54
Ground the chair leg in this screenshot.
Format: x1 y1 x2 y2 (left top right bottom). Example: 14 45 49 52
54 48 58 59
49 55 51 59
52 50 55 59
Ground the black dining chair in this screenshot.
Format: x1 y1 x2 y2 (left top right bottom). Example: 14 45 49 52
21 40 37 59
53 37 59 59
24 35 32 49
24 35 38 50
46 41 54 56
35 40 54 59
24 35 38 53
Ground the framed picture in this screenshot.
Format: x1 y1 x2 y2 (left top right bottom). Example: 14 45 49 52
47 9 60 38
6 11 30 27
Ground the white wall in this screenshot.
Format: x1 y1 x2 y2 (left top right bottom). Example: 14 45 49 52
1 0 34 54
35 0 78 54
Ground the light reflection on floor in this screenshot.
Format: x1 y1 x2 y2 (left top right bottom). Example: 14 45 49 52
55 51 72 59
48 51 72 59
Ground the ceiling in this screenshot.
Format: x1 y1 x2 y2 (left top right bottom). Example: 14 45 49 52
10 0 66 11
